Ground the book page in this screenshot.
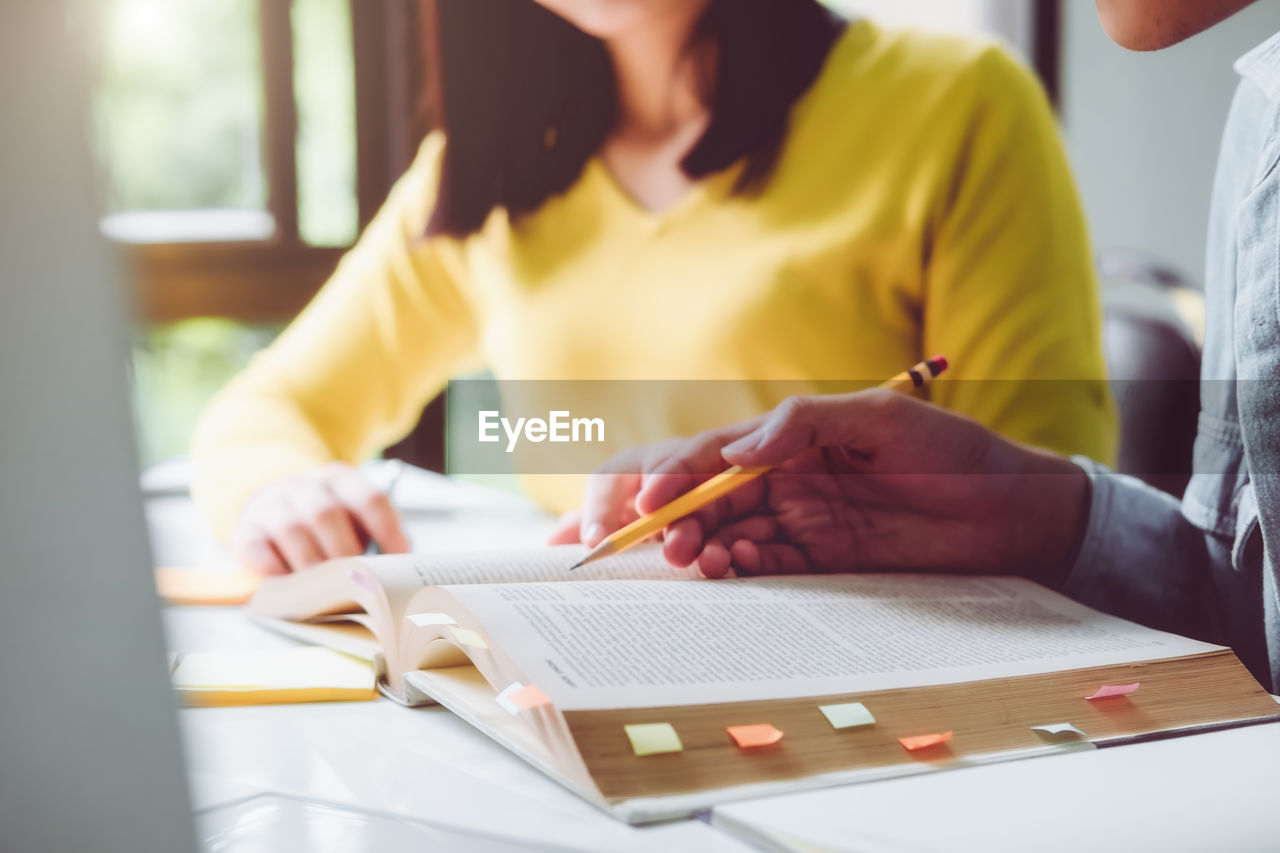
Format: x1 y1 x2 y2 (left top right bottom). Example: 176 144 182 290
254 545 685 624
442 574 1222 710
253 545 684 688
381 544 686 589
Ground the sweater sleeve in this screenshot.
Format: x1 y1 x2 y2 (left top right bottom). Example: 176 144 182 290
922 46 1117 465
191 134 479 540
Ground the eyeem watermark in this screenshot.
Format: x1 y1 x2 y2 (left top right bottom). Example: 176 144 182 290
478 410 606 453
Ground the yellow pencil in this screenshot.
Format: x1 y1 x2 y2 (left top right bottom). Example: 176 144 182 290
570 355 950 570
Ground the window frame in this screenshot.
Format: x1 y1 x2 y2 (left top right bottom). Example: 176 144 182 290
1034 0 1061 108
123 0 425 324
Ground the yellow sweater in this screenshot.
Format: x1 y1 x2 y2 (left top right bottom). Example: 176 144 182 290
192 21 1115 539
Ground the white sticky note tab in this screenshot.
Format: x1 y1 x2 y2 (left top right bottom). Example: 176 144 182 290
495 682 525 715
819 702 876 729
407 612 457 627
1031 722 1087 738
449 626 488 649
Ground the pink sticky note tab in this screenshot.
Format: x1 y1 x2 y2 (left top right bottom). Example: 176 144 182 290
347 567 377 593
510 684 551 710
899 731 953 751
1086 682 1140 700
726 724 785 749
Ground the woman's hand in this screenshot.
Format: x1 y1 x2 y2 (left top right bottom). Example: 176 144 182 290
546 437 708 547
232 462 410 574
576 391 1090 579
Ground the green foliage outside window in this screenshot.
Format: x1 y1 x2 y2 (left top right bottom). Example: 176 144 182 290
93 0 265 213
93 0 360 466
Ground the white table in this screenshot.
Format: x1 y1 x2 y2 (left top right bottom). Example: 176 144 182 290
153 465 753 852
171 611 753 852
713 721 1280 852
152 463 1280 853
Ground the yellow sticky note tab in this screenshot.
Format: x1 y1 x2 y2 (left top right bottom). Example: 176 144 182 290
154 568 261 607
819 702 876 730
449 627 488 649
1086 682 1139 700
624 723 683 757
726 724 785 749
899 731 952 751
511 684 551 710
407 612 457 627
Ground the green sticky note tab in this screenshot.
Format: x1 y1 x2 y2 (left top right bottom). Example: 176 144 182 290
624 723 683 757
1031 722 1086 738
819 702 876 729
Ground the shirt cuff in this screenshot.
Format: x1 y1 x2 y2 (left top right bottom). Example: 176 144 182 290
1063 454 1115 590
1054 456 1198 632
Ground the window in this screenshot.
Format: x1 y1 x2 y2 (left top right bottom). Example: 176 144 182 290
91 0 428 465
95 0 270 243
829 0 1032 52
92 0 423 322
826 0 1058 100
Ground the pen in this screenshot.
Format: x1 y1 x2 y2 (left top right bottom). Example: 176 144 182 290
365 458 407 555
570 355 950 570
382 457 407 503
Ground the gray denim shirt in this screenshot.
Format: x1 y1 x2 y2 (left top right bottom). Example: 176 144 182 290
1055 34 1280 692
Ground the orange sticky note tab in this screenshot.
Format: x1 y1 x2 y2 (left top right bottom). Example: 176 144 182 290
510 684 551 710
726 724 785 749
1086 682 1140 700
898 731 953 751
154 568 262 607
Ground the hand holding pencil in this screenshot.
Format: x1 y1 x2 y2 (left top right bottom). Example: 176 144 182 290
566 355 1091 580
570 356 950 571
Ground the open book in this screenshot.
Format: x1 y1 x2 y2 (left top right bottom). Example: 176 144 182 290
249 546 1280 824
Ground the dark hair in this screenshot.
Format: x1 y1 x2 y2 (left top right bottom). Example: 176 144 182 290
425 0 844 237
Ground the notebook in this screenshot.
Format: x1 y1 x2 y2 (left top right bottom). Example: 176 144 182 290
170 647 377 706
247 546 1280 823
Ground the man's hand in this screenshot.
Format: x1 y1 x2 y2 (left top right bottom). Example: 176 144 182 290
575 390 1091 579
232 462 410 574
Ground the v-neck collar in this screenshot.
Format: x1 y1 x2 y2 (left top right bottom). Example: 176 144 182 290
585 156 739 230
